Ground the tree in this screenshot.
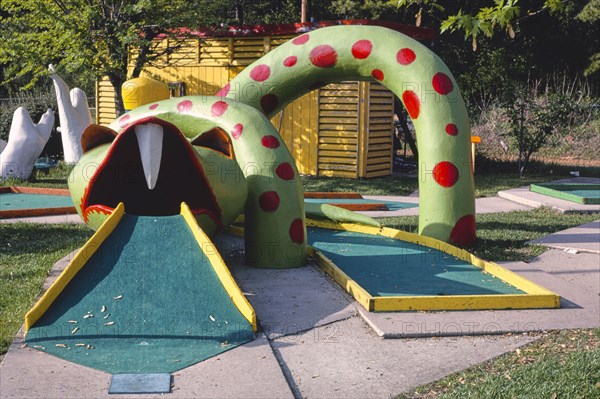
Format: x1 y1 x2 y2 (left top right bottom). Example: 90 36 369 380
504 81 576 176
394 0 569 50
577 0 600 75
0 0 223 115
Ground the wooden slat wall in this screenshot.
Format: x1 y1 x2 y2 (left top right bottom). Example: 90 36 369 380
96 34 395 178
364 82 394 178
272 91 318 175
317 82 360 178
96 78 117 126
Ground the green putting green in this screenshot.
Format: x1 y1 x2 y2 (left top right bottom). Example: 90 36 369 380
530 183 600 205
0 192 74 210
307 227 524 297
304 198 418 211
25 214 254 374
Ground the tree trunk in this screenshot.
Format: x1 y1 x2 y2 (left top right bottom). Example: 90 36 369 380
130 28 156 79
108 74 126 117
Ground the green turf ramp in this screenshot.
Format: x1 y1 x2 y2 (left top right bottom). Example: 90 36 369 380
25 213 254 374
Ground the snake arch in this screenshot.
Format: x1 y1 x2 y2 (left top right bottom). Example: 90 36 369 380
222 25 476 246
93 25 474 270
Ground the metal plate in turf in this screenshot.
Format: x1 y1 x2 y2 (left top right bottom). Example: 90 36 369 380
108 373 171 394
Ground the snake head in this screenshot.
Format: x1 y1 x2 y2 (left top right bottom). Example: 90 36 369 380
69 116 247 234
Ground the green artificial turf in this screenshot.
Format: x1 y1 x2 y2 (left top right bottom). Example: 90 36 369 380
25 214 254 374
307 227 523 297
530 183 600 204
0 193 74 210
304 198 418 211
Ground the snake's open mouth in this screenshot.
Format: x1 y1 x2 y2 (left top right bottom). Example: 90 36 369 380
81 117 222 225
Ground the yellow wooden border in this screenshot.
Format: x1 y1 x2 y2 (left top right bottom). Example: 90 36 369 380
307 246 374 311
24 203 125 333
305 218 560 311
181 203 257 332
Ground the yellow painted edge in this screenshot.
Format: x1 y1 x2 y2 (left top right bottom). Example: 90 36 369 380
305 218 560 310
372 294 559 312
181 203 257 332
307 247 374 311
24 203 125 333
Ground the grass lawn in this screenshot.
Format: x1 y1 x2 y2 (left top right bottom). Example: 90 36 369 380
399 329 600 399
1 163 74 189
0 223 92 359
378 207 600 262
3 160 597 198
302 175 417 196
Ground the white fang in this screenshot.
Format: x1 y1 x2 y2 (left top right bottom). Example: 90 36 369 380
135 123 164 190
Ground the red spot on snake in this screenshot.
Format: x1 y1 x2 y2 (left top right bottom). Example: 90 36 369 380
261 135 280 149
351 40 372 59
276 163 295 180
284 56 297 67
259 191 280 212
396 48 416 65
215 83 230 97
433 161 460 187
310 45 337 68
149 103 159 110
432 72 454 95
402 91 420 120
293 34 309 45
371 69 384 81
211 101 228 117
450 215 476 246
177 100 193 113
445 123 458 136
232 123 243 140
260 94 279 114
250 64 271 82
289 218 305 243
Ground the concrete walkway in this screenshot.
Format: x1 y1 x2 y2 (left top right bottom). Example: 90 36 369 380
1 184 599 398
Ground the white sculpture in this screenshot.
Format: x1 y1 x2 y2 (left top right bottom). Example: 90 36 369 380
49 64 92 164
0 107 54 180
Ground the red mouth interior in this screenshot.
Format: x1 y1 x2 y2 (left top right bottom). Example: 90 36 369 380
83 120 221 221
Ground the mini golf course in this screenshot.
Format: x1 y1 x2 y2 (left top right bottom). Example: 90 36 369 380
304 198 418 211
23 205 559 375
305 220 559 312
0 187 76 217
304 192 418 212
24 204 255 374
308 228 523 297
530 183 600 205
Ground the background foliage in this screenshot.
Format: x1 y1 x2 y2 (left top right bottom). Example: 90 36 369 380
0 0 598 167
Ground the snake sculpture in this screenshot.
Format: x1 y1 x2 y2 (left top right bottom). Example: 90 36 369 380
69 25 475 269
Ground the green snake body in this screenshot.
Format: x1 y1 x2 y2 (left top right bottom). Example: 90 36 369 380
224 25 475 245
